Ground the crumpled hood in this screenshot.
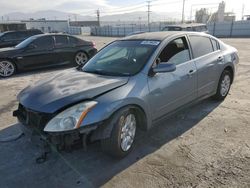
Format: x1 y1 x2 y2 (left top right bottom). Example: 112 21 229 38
18 69 129 113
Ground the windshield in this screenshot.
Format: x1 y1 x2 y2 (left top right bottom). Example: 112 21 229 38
15 36 37 48
0 33 4 37
82 40 159 76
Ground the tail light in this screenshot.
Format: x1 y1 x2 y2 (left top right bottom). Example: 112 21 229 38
91 42 96 48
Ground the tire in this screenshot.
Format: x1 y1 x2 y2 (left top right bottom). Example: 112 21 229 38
74 51 88 66
101 108 138 158
0 60 16 78
213 70 232 100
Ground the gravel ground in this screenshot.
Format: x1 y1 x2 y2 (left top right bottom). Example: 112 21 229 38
0 36 249 188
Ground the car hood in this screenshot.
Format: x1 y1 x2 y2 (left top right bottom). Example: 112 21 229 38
18 69 129 113
0 47 19 57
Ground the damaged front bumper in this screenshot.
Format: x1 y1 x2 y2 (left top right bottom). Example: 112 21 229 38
13 105 105 151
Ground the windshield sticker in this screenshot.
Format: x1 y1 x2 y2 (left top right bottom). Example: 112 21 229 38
141 41 160 46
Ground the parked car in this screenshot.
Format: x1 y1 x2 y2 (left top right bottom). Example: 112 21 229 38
162 23 209 33
14 31 238 158
0 29 43 48
0 34 97 77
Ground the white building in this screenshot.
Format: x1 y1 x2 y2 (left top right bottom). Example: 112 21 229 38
22 19 69 33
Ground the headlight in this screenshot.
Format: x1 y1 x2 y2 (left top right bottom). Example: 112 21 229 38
44 101 97 132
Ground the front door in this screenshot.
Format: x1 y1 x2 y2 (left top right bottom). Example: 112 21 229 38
18 36 56 69
147 36 197 120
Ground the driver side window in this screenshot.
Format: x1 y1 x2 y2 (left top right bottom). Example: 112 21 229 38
157 37 190 66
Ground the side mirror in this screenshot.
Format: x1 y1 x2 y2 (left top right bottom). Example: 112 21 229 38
153 63 176 73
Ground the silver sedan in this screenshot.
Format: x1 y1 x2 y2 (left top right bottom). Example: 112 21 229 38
15 31 239 158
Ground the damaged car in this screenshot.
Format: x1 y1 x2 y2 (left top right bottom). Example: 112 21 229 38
14 31 239 158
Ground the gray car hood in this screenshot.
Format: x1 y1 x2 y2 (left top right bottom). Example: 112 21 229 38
18 69 129 113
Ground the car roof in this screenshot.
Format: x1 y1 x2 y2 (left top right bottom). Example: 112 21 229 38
29 33 74 38
2 29 42 34
122 31 208 41
164 23 207 28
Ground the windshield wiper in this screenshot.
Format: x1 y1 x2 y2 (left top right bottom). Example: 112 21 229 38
83 69 130 76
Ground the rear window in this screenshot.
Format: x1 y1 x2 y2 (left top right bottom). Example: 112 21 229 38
69 36 81 46
55 35 69 47
189 35 213 58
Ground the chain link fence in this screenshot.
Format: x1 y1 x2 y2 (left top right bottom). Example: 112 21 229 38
91 20 250 38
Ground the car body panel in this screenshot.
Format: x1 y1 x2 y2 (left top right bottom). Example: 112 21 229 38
17 69 129 113
0 34 97 72
147 60 197 120
15 31 239 136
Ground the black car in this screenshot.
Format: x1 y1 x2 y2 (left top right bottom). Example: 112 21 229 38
0 29 43 48
0 34 97 77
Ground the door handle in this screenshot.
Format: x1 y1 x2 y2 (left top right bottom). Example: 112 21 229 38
188 70 195 77
217 56 224 62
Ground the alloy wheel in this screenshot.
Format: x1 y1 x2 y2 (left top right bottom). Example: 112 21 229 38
220 74 231 96
120 114 136 152
75 52 88 65
0 61 15 77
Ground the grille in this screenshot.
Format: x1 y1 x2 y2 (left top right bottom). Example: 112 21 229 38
17 104 53 131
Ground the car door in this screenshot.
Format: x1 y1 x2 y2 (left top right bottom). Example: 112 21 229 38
54 35 73 64
147 36 197 120
17 36 56 69
188 35 221 97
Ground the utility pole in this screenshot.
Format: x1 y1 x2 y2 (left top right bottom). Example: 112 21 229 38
182 0 185 23
138 17 142 31
241 4 245 20
147 1 151 31
96 9 100 26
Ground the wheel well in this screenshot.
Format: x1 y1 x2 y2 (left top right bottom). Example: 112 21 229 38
90 104 148 142
125 105 148 131
224 66 234 83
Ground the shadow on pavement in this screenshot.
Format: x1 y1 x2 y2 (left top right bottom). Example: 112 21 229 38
0 99 221 188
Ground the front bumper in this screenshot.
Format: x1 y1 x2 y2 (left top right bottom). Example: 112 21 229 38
13 104 103 150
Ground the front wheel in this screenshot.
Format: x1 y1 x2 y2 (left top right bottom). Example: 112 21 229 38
0 60 16 77
74 51 88 66
101 108 137 158
213 70 232 100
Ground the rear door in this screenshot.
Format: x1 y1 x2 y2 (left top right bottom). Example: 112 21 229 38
147 36 197 120
188 35 222 97
17 36 56 69
54 35 73 64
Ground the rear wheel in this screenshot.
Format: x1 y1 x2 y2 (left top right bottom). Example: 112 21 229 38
74 51 88 66
101 108 137 158
213 70 232 100
0 60 16 77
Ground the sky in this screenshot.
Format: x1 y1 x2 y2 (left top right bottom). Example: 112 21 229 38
0 0 250 20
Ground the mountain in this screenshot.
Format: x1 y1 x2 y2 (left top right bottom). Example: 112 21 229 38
1 10 96 21
1 10 180 22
